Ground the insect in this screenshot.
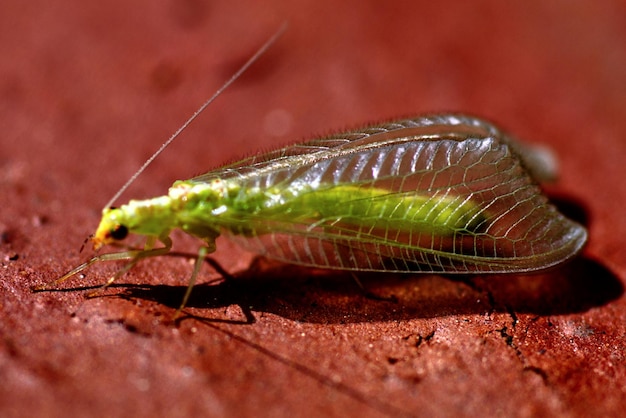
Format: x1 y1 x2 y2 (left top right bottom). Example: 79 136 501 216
36 29 587 318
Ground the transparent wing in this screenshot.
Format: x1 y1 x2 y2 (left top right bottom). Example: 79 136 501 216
196 114 586 273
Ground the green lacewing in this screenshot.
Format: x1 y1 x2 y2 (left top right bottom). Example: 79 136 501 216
36 29 587 315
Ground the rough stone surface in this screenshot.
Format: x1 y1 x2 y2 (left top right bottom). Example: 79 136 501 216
1 1 625 417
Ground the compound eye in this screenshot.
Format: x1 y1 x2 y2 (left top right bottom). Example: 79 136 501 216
110 224 129 241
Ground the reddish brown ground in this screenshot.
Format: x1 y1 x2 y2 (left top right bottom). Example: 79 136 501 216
1 1 625 417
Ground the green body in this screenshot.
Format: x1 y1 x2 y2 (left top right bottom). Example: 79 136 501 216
100 180 484 246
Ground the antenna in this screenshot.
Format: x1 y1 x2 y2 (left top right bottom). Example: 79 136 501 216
103 23 287 210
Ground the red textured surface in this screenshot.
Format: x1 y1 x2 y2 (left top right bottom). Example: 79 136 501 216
1 1 625 417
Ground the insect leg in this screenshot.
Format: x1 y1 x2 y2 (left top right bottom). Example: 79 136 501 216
86 236 173 296
33 237 173 293
173 245 210 319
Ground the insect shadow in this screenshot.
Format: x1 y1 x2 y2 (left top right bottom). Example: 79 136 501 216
106 251 620 324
